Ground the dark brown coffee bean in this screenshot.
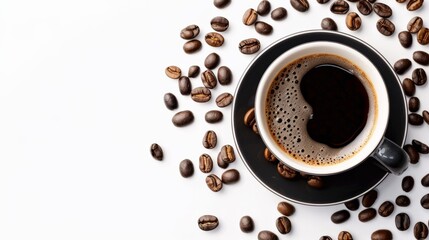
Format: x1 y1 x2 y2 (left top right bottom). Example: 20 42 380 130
180 24 200 40
371 229 392 240
198 215 219 231
210 16 229 32
346 12 361 31
165 66 181 79
239 38 261 54
417 27 429 45
344 198 360 211
216 151 229 169
179 159 194 178
413 51 429 65
199 153 213 173
402 78 416 96
408 16 423 33
239 216 254 233
206 174 222 192
277 162 298 179
358 208 377 222
378 201 394 217
191 87 211 102
217 66 232 85
172 110 194 127
276 216 291 234
395 195 411 206
290 0 310 12
409 113 424 125
255 21 273 35
205 32 224 47
263 147 278 162
258 230 279 240
362 189 378 207
271 7 287 20
188 65 200 78
376 18 395 36
412 139 429 154
393 58 412 74
257 0 271 15
421 194 429 209
398 31 412 48
216 92 233 108
243 8 258 26
221 169 240 184
321 17 338 30
331 209 350 224
373 3 392 18
412 68 427 85
205 110 223 123
357 0 372 15
421 173 429 187
407 0 424 11
150 143 163 160
163 92 178 110
424 110 429 124
319 236 333 240
307 175 324 189
183 39 202 54
220 144 235 163
403 144 420 164
338 231 353 240
178 76 191 95
395 212 410 230
213 0 230 8
414 222 429 239
202 69 217 89
397 0 407 2
277 201 295 216
317 0 330 3
408 96 420 112
204 53 220 70
203 130 217 149
402 176 415 192
243 107 256 127
330 0 349 14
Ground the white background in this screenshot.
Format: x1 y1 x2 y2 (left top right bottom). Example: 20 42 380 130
0 0 428 239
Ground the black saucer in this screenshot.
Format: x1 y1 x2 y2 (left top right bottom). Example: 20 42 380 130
231 30 408 206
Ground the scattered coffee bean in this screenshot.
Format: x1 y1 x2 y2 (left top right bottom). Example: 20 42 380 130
220 144 235 163
172 110 194 127
331 209 350 224
394 58 412 74
346 12 361 31
180 24 200 40
205 32 224 47
205 110 223 123
362 189 378 207
344 198 360 211
417 27 429 45
239 215 254 233
373 3 392 18
403 144 420 164
204 52 221 70
395 195 411 206
258 230 279 240
378 201 394 217
239 38 261 54
402 78 416 96
203 130 217 149
397 0 407 2
163 92 178 110
199 153 213 173
276 216 292 234
407 0 424 11
277 201 295 216
216 92 233 108
243 8 258 26
395 212 410 231
179 159 194 178
277 162 298 179
358 208 377 222
357 0 372 15
317 0 330 3
165 66 181 79
255 21 273 35
244 107 256 127
217 66 232 85
421 194 429 209
402 176 415 192
321 17 338 30
408 97 420 112
371 229 392 240
271 7 287 20
398 31 412 48
330 0 349 14
338 231 353 240
319 236 333 240
408 16 423 33
217 151 229 168
421 173 429 187
409 113 424 125
210 16 229 32
188 65 200 78
264 147 278 162
198 214 219 231
221 169 240 184
206 174 223 192
257 0 271 16
290 0 310 12
307 175 324 189
412 139 429 154
413 50 429 65
424 110 429 124
412 68 427 85
414 222 429 239
213 0 230 8
183 39 202 54
191 87 211 102
376 18 395 36
178 76 192 95
150 143 163 160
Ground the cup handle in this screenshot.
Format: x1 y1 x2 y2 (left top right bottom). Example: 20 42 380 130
370 137 409 175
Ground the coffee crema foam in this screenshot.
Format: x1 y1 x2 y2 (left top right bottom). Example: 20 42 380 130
265 54 377 166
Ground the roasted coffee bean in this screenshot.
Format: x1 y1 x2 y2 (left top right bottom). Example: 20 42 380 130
178 76 192 95
164 92 178 110
413 51 429 65
290 0 310 12
183 39 202 54
398 31 412 48
330 0 349 14
277 162 298 179
216 92 233 108
205 110 223 123
403 144 420 164
408 96 420 112
264 147 278 162
188 65 200 78
220 144 235 163
414 222 429 239
413 139 429 154
362 189 378 207
402 78 416 96
397 0 407 2
206 174 222 192
408 16 423 33
421 173 429 187
412 68 427 85
257 0 271 15
213 0 230 8
255 21 273 35
271 7 287 20
276 216 292 234
203 130 217 149
198 215 219 231
344 198 360 211
395 195 410 206
377 18 395 36
373 3 392 18
277 201 295 216
331 209 350 224
150 143 163 160
172 110 194 127
205 32 224 47
199 153 213 173
216 151 229 169
307 175 324 189
240 215 254 233
424 110 429 124
407 0 424 11
409 113 424 125
217 66 232 85
358 208 377 222
239 38 261 54
179 159 194 178
258 230 279 240
417 27 429 45
395 212 410 230
319 236 333 240
421 194 429 209
221 169 240 184
200 70 217 90
338 231 353 240
378 201 394 217
346 12 361 31
204 53 220 70
244 108 256 127
180 24 200 40
321 17 338 30
191 87 211 102
402 176 415 192
165 66 181 79
210 16 229 32
371 229 392 240
243 8 258 26
357 0 372 15
393 58 412 74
